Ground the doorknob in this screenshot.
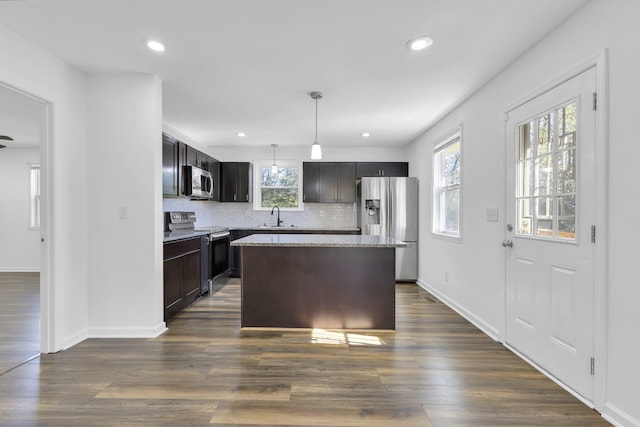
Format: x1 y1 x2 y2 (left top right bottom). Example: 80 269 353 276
501 240 513 248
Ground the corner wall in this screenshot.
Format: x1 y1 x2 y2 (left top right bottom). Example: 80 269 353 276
406 1 640 425
0 25 89 352
87 74 165 337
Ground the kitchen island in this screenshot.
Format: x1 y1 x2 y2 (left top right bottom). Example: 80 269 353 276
231 234 406 330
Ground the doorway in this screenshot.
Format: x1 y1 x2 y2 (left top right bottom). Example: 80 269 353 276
0 82 48 373
504 67 598 402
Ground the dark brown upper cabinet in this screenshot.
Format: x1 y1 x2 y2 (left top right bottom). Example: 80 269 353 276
356 162 408 178
220 162 253 202
303 162 356 203
186 145 212 171
162 132 220 199
162 133 179 196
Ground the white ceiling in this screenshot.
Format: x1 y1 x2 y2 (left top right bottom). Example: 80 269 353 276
0 0 590 150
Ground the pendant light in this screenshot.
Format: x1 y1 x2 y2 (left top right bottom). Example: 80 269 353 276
270 143 278 174
310 91 323 160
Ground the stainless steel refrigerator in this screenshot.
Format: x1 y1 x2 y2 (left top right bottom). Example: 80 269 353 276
358 177 418 281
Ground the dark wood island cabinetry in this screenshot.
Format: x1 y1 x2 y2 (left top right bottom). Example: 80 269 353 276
228 227 360 277
232 234 405 330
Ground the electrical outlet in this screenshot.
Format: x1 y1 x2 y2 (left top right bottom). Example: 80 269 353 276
444 271 449 282
319 210 324 217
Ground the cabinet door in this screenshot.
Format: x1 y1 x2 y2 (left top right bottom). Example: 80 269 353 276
380 162 408 177
162 134 179 196
318 163 337 203
209 159 221 201
336 162 356 203
163 257 183 320
356 162 382 177
181 251 201 306
236 162 252 202
220 162 238 201
185 146 198 167
303 162 320 202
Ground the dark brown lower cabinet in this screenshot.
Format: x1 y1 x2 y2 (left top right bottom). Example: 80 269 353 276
163 237 201 321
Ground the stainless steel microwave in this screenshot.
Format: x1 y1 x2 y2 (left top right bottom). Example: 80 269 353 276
183 165 213 199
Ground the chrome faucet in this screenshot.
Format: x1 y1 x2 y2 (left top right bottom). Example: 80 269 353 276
270 205 283 227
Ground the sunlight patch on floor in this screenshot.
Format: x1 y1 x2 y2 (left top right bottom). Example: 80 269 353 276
310 329 384 346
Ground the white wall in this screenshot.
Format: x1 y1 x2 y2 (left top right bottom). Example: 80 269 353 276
0 148 40 271
87 74 165 337
407 1 639 425
0 25 89 352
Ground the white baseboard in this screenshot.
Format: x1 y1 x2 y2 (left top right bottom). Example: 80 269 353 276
0 267 40 273
602 402 640 427
88 322 167 339
61 327 89 351
415 279 500 341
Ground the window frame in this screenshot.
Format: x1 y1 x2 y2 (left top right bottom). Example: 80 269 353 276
28 162 41 230
432 125 463 241
252 159 304 211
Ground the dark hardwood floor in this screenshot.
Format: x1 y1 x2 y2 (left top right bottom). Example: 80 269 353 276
0 277 609 426
0 272 40 376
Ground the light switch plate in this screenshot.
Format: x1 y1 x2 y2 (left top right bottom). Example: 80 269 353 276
486 207 499 222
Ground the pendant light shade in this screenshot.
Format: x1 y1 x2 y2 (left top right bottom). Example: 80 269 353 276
270 143 278 174
310 91 323 160
311 141 322 160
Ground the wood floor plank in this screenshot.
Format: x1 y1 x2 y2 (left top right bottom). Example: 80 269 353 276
0 276 610 426
209 400 433 426
0 272 40 375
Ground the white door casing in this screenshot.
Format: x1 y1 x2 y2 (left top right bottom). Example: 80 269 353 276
504 67 597 402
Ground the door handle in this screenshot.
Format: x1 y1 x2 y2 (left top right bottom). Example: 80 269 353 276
501 240 513 248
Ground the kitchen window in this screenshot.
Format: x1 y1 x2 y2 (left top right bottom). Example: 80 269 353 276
253 160 303 211
29 163 40 229
432 127 462 239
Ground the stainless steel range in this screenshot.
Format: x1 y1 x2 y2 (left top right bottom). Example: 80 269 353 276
165 212 230 295
195 225 230 290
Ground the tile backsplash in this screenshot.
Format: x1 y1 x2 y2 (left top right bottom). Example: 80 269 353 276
163 198 356 229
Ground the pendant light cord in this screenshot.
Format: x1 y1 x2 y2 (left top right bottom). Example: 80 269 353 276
315 97 318 142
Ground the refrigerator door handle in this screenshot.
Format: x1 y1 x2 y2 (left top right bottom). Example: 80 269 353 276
387 179 393 239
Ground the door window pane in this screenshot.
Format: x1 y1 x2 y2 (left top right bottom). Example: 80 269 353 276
515 101 577 241
535 155 553 196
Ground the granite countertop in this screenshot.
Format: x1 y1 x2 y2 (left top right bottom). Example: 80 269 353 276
163 230 210 243
231 233 406 248
230 225 360 232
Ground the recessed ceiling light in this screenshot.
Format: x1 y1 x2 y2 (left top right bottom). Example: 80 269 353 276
361 132 371 138
236 132 246 137
145 39 165 52
406 35 434 51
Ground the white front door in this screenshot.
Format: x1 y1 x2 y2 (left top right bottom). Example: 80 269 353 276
505 67 596 401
